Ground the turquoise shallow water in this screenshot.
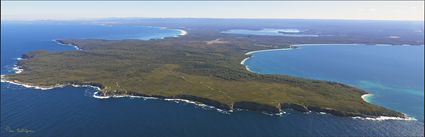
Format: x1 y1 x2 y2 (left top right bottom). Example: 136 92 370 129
244 44 424 121
1 21 424 137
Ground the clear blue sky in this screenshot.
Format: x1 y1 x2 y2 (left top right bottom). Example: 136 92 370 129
1 1 424 21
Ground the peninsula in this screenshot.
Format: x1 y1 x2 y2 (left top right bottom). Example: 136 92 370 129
3 22 416 118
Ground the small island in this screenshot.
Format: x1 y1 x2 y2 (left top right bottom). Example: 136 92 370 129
2 26 408 118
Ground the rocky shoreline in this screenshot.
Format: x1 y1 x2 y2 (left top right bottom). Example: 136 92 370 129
83 90 416 120
1 73 411 120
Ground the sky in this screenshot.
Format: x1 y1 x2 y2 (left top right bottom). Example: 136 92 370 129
1 1 424 21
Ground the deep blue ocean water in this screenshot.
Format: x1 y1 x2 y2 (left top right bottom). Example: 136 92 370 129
1 21 424 137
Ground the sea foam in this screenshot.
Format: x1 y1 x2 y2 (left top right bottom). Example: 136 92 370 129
12 65 23 74
352 115 416 121
91 93 231 114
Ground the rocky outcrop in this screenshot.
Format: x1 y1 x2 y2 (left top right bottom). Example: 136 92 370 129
98 89 404 118
281 103 309 112
20 50 50 59
233 101 280 113
280 103 405 118
174 95 232 110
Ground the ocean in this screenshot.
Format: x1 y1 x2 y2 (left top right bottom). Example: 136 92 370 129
1 21 424 137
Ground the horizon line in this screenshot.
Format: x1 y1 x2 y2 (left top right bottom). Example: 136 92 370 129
2 17 424 22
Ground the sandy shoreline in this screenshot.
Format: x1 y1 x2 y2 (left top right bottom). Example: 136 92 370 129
178 29 188 36
245 47 294 55
240 57 249 65
361 94 373 103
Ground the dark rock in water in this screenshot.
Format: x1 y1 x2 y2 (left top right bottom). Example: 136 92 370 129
281 103 309 112
233 101 280 113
